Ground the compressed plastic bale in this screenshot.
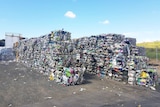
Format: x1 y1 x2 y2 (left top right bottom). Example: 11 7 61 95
55 71 62 83
125 37 136 46
137 47 146 56
62 75 69 85
128 72 135 77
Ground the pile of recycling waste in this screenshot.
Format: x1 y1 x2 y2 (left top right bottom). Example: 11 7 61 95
13 30 158 89
0 48 15 61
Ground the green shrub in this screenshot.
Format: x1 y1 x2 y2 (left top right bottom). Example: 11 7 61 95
146 48 160 60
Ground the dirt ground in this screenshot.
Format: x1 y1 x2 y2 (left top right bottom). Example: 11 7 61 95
0 61 160 107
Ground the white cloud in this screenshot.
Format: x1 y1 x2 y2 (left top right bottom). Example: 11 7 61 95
99 20 110 25
64 11 76 18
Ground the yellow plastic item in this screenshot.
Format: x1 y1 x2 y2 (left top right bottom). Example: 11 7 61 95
49 73 54 81
140 71 147 78
51 32 54 38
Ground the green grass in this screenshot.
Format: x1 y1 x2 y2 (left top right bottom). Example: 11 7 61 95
136 41 160 59
137 41 160 48
146 48 160 59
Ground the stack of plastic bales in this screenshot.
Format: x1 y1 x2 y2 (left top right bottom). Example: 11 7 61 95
14 30 155 87
14 30 84 86
126 57 136 85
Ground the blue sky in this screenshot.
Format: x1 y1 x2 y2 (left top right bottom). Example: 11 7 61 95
0 0 160 43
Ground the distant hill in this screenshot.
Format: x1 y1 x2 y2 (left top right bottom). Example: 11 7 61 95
137 41 160 48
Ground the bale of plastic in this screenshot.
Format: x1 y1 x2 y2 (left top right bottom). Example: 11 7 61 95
13 30 156 88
